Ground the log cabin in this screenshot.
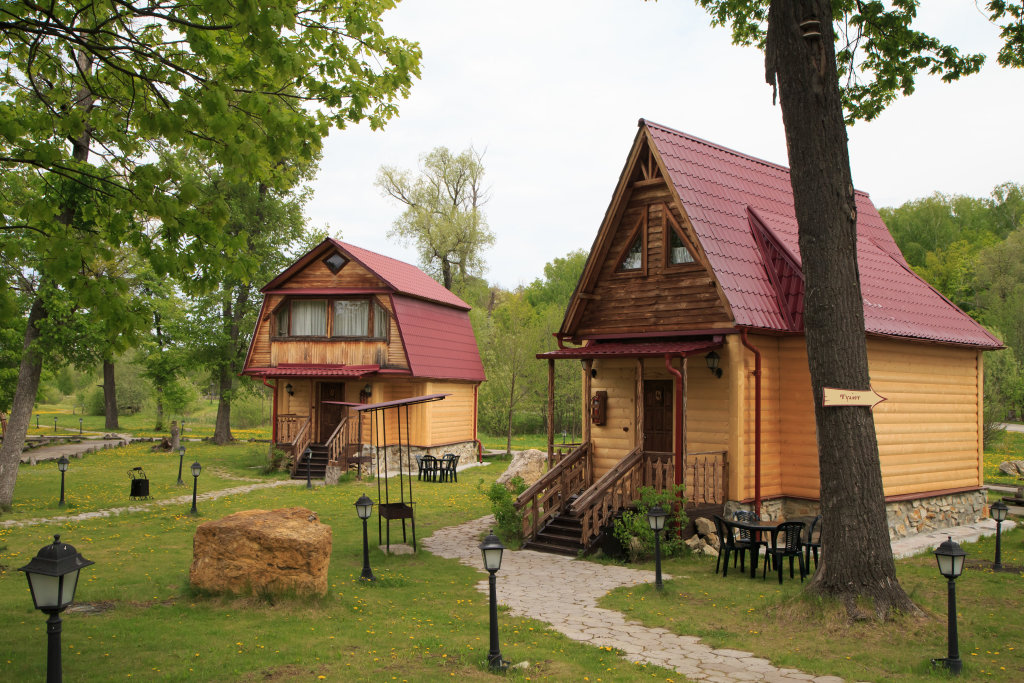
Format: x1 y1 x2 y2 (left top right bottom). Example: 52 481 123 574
242 239 485 481
517 119 1003 555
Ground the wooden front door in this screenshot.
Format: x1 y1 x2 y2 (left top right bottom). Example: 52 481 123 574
643 380 673 452
318 382 345 442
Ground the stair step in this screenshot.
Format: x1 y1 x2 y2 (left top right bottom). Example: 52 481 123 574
522 540 580 556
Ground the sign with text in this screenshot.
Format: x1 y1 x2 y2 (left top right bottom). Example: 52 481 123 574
822 386 887 409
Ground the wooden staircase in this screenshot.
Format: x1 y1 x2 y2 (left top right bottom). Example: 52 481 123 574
292 444 329 481
523 497 585 556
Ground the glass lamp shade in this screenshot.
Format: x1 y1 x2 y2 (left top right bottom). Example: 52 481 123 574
647 505 668 531
179 446 185 457
934 536 966 579
190 461 202 478
479 531 505 572
705 351 720 372
355 494 374 520
18 535 94 612
991 501 1008 523
57 456 69 473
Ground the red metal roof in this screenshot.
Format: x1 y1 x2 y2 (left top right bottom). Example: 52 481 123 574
331 239 470 310
391 295 486 381
244 364 380 378
644 120 1002 348
538 338 723 359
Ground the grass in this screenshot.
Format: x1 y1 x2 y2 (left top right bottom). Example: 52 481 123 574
25 402 271 441
0 446 681 681
984 430 1024 486
478 433 556 452
600 525 1024 682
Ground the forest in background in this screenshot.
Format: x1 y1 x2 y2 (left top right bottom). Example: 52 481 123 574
3 181 1022 446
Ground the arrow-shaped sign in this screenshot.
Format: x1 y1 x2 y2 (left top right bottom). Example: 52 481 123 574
822 386 887 409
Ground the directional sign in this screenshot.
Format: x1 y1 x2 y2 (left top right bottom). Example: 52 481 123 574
822 386 887 409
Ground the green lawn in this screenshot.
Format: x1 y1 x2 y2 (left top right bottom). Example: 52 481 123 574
984 431 1024 486
26 402 271 441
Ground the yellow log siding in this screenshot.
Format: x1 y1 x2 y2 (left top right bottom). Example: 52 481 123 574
271 340 390 367
424 381 477 446
869 338 982 496
589 359 639 478
739 335 982 502
279 380 314 421
249 294 282 367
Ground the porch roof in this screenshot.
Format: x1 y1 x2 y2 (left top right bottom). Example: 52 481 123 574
243 364 380 378
537 337 722 360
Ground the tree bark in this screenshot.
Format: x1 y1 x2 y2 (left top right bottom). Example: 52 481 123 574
103 359 119 430
0 297 47 507
212 287 250 445
506 376 515 454
766 0 917 616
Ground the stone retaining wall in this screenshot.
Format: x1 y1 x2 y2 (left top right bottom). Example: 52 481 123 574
325 440 477 485
723 489 986 540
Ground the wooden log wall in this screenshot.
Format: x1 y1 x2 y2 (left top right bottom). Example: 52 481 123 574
589 359 640 478
424 381 477 446
575 184 732 337
281 254 382 289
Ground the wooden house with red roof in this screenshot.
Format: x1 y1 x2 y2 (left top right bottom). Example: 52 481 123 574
517 119 1002 555
242 239 485 480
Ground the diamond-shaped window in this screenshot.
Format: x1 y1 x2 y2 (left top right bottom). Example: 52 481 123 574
324 252 348 274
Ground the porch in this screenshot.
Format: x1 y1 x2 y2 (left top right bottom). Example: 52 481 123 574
276 411 367 480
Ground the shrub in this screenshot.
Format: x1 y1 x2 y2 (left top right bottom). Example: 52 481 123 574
484 476 527 547
612 485 688 563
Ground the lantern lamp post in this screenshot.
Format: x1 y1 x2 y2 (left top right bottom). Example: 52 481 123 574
36 414 40 429
56 456 69 508
647 505 668 590
176 445 185 486
932 536 966 675
304 448 313 489
78 418 82 435
189 461 202 515
53 416 58 432
479 530 508 671
18 535 95 683
990 501 1008 570
354 494 375 581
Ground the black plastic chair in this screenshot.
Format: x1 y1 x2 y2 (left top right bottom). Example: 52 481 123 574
803 514 822 570
419 455 439 482
732 509 768 568
440 453 460 483
713 515 753 577
763 521 806 584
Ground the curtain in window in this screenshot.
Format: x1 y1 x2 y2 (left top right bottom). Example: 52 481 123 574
372 301 388 340
333 300 369 336
291 300 326 336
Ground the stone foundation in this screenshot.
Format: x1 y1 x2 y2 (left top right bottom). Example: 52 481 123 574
325 440 478 485
724 489 986 541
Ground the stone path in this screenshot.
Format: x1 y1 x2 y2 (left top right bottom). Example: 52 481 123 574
424 515 843 683
890 517 1017 559
19 433 133 464
0 479 304 529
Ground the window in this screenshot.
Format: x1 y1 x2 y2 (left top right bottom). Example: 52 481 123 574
324 252 348 274
274 297 389 340
333 300 369 336
669 230 695 264
291 300 327 336
620 236 643 271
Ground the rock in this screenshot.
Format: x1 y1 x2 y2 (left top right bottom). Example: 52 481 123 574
190 507 331 596
684 534 702 550
704 532 720 550
694 517 716 537
698 544 719 558
999 461 1019 476
496 449 547 488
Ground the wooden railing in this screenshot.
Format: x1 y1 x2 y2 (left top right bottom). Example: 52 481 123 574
288 419 312 477
325 416 349 466
515 442 592 542
570 447 645 548
277 414 307 444
685 450 728 506
550 442 583 467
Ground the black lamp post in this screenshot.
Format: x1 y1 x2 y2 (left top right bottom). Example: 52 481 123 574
355 494 375 581
991 501 1008 570
56 456 69 508
18 535 94 683
479 530 508 671
36 414 40 429
189 461 202 516
53 416 58 432
932 536 966 675
176 445 185 486
304 447 313 489
647 504 668 590
78 418 82 435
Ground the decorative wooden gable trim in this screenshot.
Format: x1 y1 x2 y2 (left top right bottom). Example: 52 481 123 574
265 240 385 292
561 124 734 341
747 207 804 331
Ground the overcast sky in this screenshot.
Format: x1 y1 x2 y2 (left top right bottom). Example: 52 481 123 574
306 1 1024 290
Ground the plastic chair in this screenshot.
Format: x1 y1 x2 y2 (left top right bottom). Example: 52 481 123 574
440 453 460 483
419 455 439 482
732 509 768 568
763 521 806 584
803 514 822 570
712 515 752 577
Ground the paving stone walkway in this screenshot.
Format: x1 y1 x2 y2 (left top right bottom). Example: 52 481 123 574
424 515 844 683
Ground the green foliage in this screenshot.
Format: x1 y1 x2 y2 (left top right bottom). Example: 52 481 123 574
612 486 688 562
484 476 527 546
230 389 273 429
376 146 495 290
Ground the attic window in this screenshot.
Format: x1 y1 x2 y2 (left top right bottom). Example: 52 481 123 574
324 252 348 274
669 230 695 264
620 236 643 271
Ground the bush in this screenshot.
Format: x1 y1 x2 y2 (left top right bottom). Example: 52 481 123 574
612 485 688 563
484 476 527 547
261 446 288 474
231 392 272 428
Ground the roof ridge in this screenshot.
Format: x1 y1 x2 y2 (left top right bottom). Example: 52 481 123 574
640 118 872 199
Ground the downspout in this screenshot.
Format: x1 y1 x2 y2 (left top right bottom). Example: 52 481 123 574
740 329 762 516
663 355 684 491
474 384 482 463
262 377 278 444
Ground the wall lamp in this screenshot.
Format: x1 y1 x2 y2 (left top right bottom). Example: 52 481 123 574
285 383 294 396
705 351 723 378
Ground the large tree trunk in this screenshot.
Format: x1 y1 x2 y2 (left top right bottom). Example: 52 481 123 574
103 359 119 430
213 362 233 445
212 288 250 445
765 0 917 616
0 297 47 507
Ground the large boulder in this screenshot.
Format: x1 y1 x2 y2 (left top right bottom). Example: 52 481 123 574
998 460 1024 477
496 449 547 488
190 507 331 596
